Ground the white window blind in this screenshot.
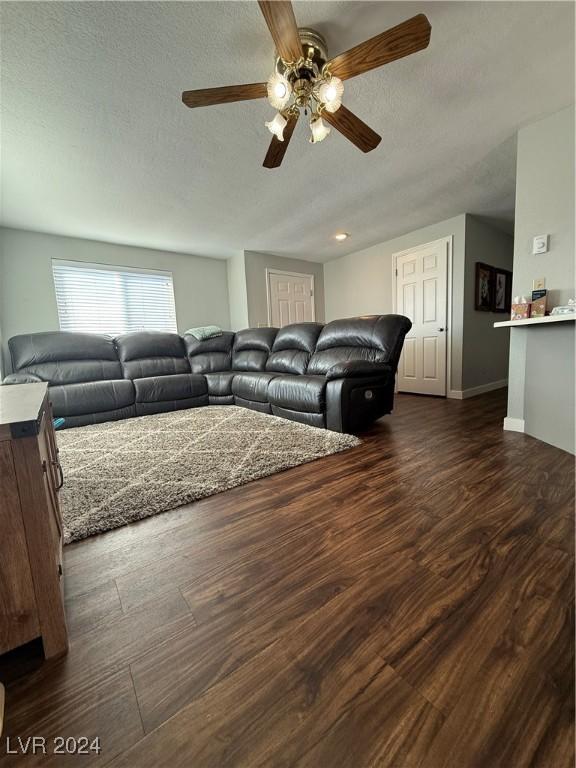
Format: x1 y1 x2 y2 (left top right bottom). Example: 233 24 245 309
52 260 178 336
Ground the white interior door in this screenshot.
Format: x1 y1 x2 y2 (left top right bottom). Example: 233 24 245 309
395 240 448 396
267 271 314 327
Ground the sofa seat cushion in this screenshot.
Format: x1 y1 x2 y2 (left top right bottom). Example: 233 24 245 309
49 379 135 418
134 374 207 403
232 372 279 403
268 375 327 414
204 372 235 398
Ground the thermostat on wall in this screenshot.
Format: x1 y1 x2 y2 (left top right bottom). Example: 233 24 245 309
532 235 549 255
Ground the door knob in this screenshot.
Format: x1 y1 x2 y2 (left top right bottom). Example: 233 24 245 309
438 327 445 332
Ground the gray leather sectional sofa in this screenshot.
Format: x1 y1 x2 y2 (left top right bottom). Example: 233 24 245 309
4 315 411 433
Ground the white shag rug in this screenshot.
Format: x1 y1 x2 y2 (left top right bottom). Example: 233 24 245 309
57 405 360 543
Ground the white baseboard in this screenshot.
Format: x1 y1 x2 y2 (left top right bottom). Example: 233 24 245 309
447 379 508 400
503 417 525 433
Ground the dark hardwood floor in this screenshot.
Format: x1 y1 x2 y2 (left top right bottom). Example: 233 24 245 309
1 390 574 767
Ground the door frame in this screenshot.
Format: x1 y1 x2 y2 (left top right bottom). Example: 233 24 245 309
265 269 316 326
391 236 453 397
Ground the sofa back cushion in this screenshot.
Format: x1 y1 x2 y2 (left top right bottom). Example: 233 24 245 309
9 331 122 384
115 332 190 379
232 328 278 372
266 323 324 375
306 315 412 375
184 332 235 373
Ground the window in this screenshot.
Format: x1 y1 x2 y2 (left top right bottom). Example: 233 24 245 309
52 260 178 336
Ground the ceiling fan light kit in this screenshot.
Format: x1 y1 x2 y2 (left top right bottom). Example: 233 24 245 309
316 76 344 113
181 2 431 168
265 111 289 141
309 115 331 143
264 28 344 144
266 71 292 110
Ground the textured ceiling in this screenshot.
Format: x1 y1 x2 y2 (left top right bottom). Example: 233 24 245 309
1 2 574 262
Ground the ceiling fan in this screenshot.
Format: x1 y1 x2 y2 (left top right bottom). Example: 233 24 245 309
182 2 431 169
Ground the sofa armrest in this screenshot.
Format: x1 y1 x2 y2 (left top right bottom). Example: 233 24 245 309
3 372 44 385
324 361 394 381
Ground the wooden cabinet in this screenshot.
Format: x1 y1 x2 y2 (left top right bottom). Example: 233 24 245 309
0 383 68 659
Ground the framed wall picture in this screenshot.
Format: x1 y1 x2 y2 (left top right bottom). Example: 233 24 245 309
475 262 494 311
493 268 513 313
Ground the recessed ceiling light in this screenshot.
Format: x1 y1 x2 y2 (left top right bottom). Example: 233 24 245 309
334 232 350 242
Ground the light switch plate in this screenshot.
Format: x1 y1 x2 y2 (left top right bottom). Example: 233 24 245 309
533 277 546 290
533 235 549 255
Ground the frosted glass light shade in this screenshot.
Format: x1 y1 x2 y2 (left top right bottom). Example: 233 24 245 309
309 116 330 143
265 112 288 141
266 72 292 110
317 77 344 113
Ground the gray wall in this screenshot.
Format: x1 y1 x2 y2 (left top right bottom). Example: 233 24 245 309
506 105 575 453
462 216 514 389
0 227 231 371
226 251 249 331
524 324 575 453
324 214 467 392
0 268 4 379
511 107 575 308
244 251 325 328
324 213 515 394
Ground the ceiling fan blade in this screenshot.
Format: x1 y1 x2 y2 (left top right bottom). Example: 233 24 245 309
182 83 267 108
258 1 303 64
323 105 381 153
327 14 431 81
263 111 299 169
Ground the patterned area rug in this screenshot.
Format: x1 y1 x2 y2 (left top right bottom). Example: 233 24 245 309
57 406 360 543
